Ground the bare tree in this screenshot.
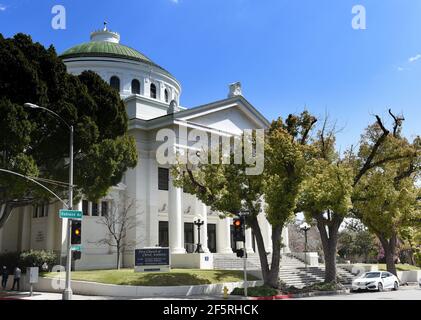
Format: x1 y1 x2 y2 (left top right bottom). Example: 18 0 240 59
97 198 137 269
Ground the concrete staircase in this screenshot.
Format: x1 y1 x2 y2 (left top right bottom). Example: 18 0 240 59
278 254 355 288
213 253 355 288
213 253 266 270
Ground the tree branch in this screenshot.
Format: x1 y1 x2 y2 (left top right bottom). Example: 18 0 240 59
354 115 390 186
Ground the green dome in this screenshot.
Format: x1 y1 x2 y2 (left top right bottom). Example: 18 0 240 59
60 41 171 76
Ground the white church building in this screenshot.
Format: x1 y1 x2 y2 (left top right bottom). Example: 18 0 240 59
0 25 290 270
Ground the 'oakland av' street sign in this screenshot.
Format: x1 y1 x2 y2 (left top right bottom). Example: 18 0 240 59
59 209 83 219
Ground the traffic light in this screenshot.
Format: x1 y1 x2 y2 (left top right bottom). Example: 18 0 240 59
233 216 245 242
71 220 82 245
236 248 244 258
72 250 81 261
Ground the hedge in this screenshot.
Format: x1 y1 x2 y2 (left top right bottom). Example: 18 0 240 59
0 250 59 273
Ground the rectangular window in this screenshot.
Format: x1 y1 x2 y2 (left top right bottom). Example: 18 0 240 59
158 167 169 191
101 201 108 217
39 204 44 218
44 203 48 217
159 221 169 247
33 206 38 219
92 202 99 216
207 224 217 253
184 223 195 253
82 200 89 216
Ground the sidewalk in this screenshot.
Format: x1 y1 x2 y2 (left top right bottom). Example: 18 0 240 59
0 290 243 300
0 290 111 300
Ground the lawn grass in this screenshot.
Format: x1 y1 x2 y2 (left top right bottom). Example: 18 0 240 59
377 264 420 271
42 269 258 286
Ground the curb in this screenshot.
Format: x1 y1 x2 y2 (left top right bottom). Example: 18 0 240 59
235 289 349 300
287 289 350 299
252 294 291 300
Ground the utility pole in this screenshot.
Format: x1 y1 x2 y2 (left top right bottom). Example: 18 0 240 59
63 125 74 300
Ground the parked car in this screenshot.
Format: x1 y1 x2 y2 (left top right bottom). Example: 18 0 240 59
351 271 399 292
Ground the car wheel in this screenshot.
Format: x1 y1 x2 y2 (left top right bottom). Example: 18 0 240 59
393 282 399 291
378 282 383 292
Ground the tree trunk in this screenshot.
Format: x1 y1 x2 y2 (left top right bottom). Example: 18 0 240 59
266 225 283 288
315 214 341 283
379 234 397 276
116 243 121 270
249 216 270 286
323 241 338 283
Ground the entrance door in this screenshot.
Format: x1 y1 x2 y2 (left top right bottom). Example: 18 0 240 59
184 222 194 253
207 224 216 253
158 221 168 247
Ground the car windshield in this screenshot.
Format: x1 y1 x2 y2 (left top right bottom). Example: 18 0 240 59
362 272 380 278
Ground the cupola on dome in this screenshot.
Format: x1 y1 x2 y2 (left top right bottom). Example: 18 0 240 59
60 22 172 76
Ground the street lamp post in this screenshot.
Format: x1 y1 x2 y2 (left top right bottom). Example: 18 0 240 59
24 103 74 300
300 222 311 272
193 218 205 253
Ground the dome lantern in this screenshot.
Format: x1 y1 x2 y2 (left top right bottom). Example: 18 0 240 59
90 22 121 43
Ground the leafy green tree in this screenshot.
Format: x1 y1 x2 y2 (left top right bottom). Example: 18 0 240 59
299 112 417 282
173 111 317 288
298 119 354 283
0 33 138 227
352 116 420 275
172 139 272 284
263 112 317 285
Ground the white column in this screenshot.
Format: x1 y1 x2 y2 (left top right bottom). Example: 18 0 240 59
245 227 254 254
266 220 273 253
282 226 290 253
20 206 31 251
147 157 159 247
199 202 209 253
216 217 233 254
257 213 272 254
168 175 185 254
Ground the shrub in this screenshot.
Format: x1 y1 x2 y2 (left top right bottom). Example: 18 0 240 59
231 286 279 297
280 281 344 294
19 250 59 271
0 250 59 273
414 251 421 268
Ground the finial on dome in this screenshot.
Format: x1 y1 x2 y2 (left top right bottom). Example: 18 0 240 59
90 22 120 43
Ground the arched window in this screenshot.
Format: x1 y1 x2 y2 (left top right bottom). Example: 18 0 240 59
164 89 169 103
150 83 157 99
110 76 120 92
131 79 140 94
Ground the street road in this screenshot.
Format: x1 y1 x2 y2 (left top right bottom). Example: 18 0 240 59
297 286 421 300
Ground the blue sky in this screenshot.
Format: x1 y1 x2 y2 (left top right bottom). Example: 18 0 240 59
0 0 420 150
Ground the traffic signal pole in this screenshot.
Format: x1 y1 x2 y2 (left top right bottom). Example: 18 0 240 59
243 242 248 297
63 125 74 301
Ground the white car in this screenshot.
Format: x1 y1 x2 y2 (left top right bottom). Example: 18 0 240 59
351 271 400 292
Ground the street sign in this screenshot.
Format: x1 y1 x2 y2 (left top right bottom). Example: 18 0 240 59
59 209 82 219
71 245 82 251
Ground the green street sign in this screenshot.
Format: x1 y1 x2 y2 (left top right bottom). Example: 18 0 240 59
71 245 82 251
59 209 83 219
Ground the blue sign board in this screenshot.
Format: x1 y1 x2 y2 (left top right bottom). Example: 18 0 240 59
135 248 170 266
